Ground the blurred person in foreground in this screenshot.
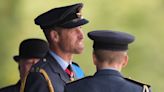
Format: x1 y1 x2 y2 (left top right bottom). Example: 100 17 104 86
64 30 151 92
23 3 89 92
0 38 49 92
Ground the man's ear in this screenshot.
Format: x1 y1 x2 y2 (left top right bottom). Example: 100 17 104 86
122 55 128 68
50 31 59 42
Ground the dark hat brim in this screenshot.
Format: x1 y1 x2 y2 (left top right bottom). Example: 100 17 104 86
13 54 47 62
60 18 89 28
13 55 20 62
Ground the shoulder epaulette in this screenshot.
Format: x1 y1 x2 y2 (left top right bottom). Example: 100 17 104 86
124 77 151 87
30 58 48 72
72 62 79 67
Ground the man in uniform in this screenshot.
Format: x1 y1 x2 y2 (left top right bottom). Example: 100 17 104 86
64 30 151 92
0 38 49 92
23 3 89 92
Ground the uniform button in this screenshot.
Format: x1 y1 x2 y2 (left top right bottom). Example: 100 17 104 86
43 58 47 62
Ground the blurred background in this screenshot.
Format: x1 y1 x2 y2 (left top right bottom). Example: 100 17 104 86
0 0 164 91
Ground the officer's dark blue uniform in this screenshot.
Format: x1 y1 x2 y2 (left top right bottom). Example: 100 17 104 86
24 53 84 92
23 3 88 92
65 30 151 92
0 81 20 92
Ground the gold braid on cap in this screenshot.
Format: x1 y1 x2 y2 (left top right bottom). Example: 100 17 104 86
76 7 83 19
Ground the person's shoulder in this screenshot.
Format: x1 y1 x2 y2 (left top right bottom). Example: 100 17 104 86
0 84 18 92
0 85 13 91
66 76 93 86
30 57 49 72
65 76 94 92
124 77 151 88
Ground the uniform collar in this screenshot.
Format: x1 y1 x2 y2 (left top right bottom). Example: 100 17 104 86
49 50 72 70
46 52 70 82
94 69 123 78
100 67 119 71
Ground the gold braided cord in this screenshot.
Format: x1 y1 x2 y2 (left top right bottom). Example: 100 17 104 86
19 69 54 92
20 73 28 92
39 68 54 92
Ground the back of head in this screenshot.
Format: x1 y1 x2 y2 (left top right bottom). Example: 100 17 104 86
88 30 135 51
88 30 135 69
93 50 127 64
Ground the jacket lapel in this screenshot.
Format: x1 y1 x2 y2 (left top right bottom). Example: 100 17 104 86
45 52 70 82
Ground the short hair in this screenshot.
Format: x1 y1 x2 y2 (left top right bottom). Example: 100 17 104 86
43 27 63 44
43 29 51 43
93 50 127 64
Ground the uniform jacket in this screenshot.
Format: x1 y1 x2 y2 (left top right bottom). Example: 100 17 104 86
24 52 84 92
65 69 151 92
0 80 20 92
